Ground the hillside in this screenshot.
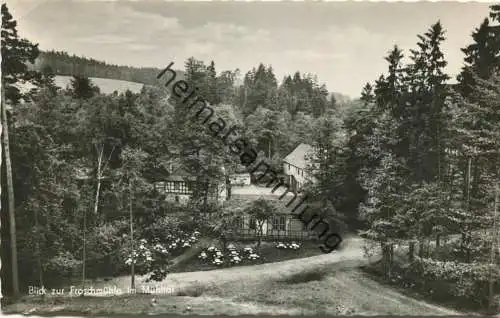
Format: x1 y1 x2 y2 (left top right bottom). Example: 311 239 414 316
33 50 350 100
33 50 185 86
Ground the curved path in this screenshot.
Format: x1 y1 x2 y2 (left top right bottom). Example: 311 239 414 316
105 237 371 291
95 237 465 315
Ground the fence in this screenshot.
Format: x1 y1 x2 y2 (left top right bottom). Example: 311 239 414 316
225 214 317 241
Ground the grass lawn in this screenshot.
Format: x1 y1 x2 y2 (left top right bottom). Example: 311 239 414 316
1 237 465 315
361 256 499 315
2 264 463 315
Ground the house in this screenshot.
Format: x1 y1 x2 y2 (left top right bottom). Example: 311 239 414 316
225 199 315 241
154 165 228 204
283 143 315 192
229 173 251 186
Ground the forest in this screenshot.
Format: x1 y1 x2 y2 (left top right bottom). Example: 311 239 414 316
1 2 499 313
32 50 170 85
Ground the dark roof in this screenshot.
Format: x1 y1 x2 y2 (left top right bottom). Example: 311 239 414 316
164 166 196 182
283 143 314 169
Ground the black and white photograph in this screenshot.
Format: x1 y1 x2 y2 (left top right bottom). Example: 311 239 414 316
0 0 499 316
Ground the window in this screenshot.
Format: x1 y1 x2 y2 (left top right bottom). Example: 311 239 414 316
166 182 173 192
233 217 244 230
273 216 286 231
174 182 180 191
155 182 165 193
302 222 308 231
249 217 256 230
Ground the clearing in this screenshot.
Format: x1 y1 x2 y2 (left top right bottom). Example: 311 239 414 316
3 237 468 315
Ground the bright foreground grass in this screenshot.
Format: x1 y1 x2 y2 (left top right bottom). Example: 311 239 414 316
3 267 464 316
2 238 466 315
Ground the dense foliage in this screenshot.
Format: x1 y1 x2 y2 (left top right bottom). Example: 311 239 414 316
1 2 499 312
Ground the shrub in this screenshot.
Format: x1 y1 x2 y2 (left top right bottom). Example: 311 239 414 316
198 244 261 267
275 241 301 250
406 257 500 308
122 230 201 282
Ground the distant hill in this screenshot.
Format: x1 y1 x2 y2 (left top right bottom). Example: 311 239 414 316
32 50 184 85
30 50 353 103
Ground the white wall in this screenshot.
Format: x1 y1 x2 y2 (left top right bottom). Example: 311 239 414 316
230 173 251 186
283 162 309 189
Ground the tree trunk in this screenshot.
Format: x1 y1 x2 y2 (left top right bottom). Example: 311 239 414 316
203 181 209 210
81 204 87 296
94 147 103 217
380 243 388 279
257 222 263 248
408 241 415 262
488 177 498 312
268 137 272 160
465 157 472 263
34 206 44 298
1 91 20 297
220 233 227 251
129 180 135 291
388 243 394 280
418 239 424 258
82 147 104 296
436 234 440 248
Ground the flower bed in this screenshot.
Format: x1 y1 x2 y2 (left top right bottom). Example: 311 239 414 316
198 244 262 267
122 230 201 281
168 240 324 273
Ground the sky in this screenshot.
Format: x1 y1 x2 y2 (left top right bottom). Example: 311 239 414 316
6 0 494 98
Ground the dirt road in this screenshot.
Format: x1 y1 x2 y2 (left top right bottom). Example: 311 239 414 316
101 236 371 291
87 236 465 315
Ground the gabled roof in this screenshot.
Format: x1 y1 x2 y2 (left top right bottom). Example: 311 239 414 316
165 166 196 182
283 143 314 169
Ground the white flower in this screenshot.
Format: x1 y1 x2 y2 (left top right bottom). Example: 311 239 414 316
227 244 236 250
249 253 259 259
208 246 215 251
213 258 223 265
183 242 191 247
216 251 223 257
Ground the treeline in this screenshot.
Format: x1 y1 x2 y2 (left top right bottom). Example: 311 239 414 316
336 9 500 312
33 50 178 84
2 1 498 312
0 2 354 298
